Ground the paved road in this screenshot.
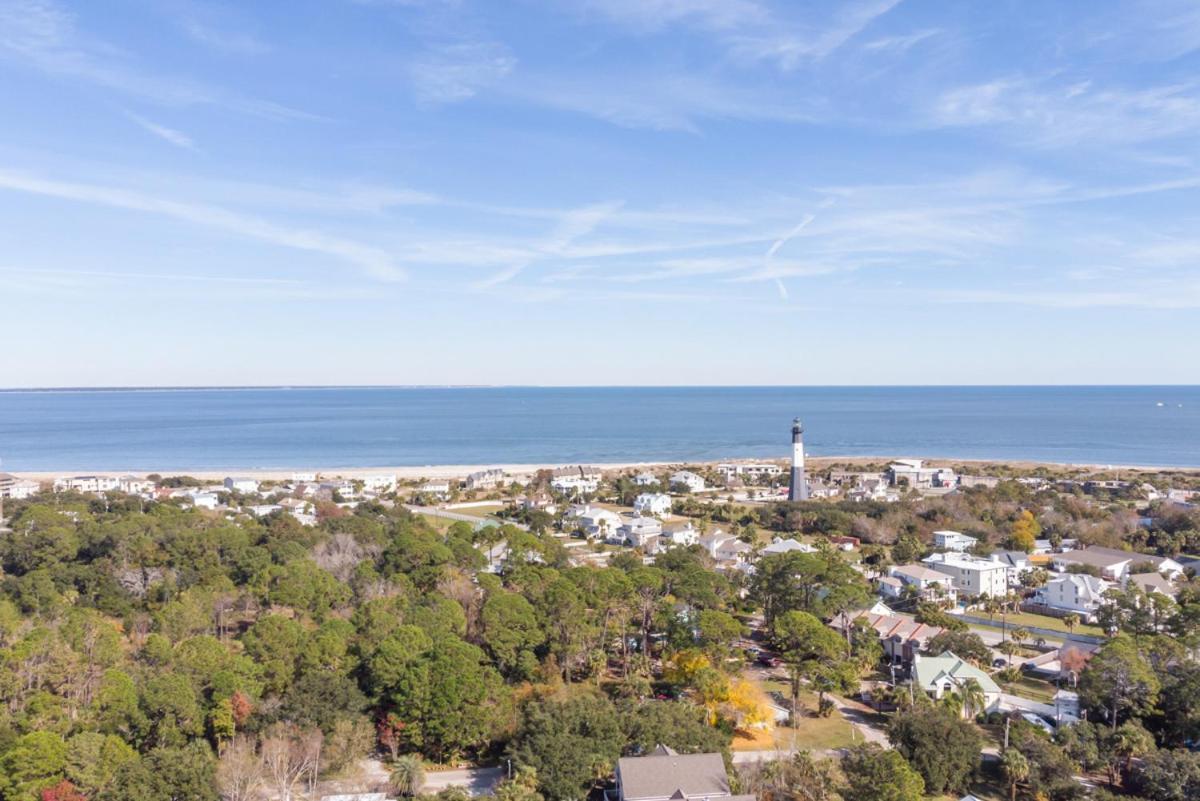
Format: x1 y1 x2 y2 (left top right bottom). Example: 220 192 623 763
423 767 504 795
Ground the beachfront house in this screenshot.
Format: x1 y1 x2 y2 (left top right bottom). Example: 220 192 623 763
0 474 40 499
419 480 451 499
54 475 120 494
669 470 706 493
912 651 1002 712
615 746 753 801
633 472 659 486
934 530 978 552
465 469 506 490
224 476 260 494
551 466 602 495
1032 574 1114 622
922 552 1009 599
633 492 672 517
362 474 398 494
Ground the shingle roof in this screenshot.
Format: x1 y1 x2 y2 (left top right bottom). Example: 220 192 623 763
617 751 732 801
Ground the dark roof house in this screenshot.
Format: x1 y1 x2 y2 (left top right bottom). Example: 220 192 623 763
616 746 752 801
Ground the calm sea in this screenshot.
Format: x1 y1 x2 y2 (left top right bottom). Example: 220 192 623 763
0 386 1197 471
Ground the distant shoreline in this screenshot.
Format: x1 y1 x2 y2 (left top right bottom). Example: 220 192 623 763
10 455 1200 481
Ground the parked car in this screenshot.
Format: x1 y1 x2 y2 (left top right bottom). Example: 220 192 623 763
757 652 783 668
993 657 1008 668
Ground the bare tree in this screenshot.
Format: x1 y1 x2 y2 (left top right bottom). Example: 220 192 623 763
261 723 323 801
217 735 263 801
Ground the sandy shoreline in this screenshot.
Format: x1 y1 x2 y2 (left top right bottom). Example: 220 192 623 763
9 455 1199 481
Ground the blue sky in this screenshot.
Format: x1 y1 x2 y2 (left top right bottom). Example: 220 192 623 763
2 0 1200 387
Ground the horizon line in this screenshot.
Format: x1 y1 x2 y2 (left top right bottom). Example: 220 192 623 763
3 383 1200 393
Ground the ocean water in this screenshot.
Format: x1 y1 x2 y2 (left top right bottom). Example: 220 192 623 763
0 386 1197 472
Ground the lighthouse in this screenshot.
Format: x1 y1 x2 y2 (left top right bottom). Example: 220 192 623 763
788 418 808 501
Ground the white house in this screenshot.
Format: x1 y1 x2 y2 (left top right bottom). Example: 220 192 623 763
634 492 673 517
669 470 706 493
362 474 398 494
619 516 663 548
419 480 450 498
572 506 623 540
761 537 817 556
551 466 602 494
922 552 1009 598
116 475 155 495
190 492 220 510
716 463 783 480
224 477 260 494
663 521 700 547
246 504 281 517
292 471 317 483
54 475 120 494
0 474 40 499
934 530 978 552
713 538 753 566
633 472 660 486
1033 574 1114 622
887 564 958 603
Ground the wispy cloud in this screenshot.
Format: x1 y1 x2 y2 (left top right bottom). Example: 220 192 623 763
126 113 196 150
409 41 515 103
0 168 405 281
932 76 1200 147
0 0 312 119
862 27 939 52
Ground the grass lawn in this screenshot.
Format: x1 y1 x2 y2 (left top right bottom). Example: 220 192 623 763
974 611 1104 638
736 683 856 753
1000 675 1058 704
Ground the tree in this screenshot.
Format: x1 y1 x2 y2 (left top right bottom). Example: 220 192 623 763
840 743 924 801
215 735 262 801
389 754 426 797
1130 748 1200 801
772 610 854 717
887 707 982 794
1000 748 1029 801
620 700 730 757
480 592 544 679
959 679 987 720
1101 721 1156 787
0 732 68 801
1079 635 1161 729
260 723 322 801
1008 510 1041 553
924 631 990 665
509 694 624 801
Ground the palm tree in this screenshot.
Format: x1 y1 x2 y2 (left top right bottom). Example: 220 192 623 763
940 691 964 718
1001 748 1030 801
960 678 987 720
389 754 426 798
1010 627 1030 654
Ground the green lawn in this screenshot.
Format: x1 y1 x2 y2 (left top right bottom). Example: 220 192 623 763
739 684 856 753
1000 675 1058 704
973 611 1104 638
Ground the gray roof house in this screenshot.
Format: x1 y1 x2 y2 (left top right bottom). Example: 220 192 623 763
615 746 752 801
